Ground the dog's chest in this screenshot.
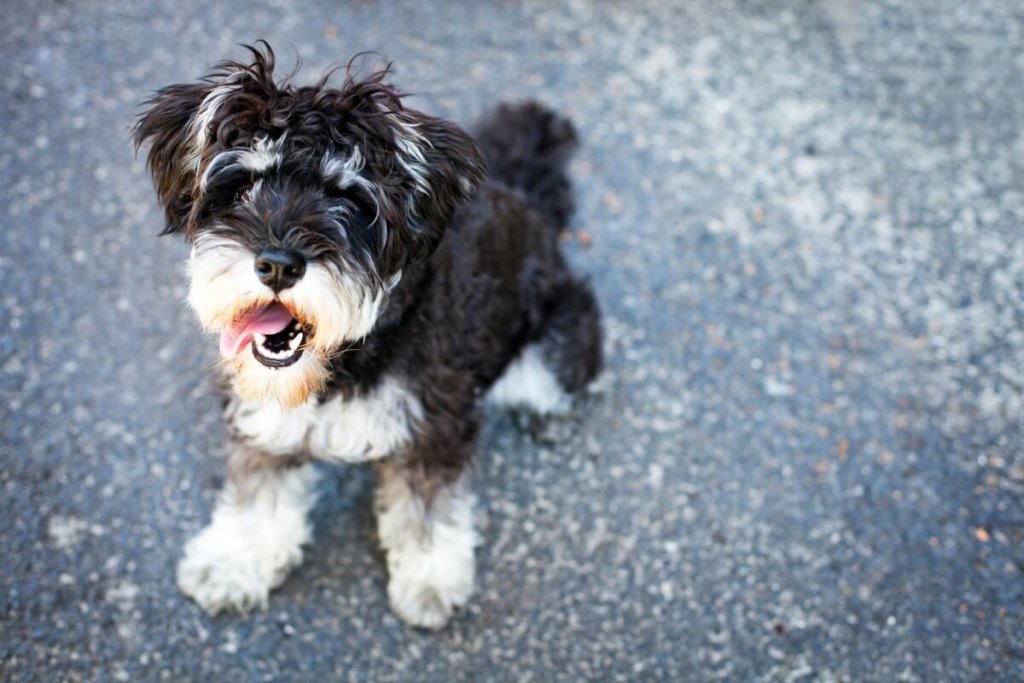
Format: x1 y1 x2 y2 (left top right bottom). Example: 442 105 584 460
227 377 422 462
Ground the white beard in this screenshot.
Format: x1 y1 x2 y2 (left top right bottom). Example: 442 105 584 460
186 234 389 406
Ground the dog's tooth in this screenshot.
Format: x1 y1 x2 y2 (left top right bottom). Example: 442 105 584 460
288 333 302 350
254 332 267 345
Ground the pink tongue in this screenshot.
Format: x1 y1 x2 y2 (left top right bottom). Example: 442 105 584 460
219 303 295 359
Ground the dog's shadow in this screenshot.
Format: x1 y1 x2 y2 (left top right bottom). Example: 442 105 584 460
271 385 611 623
276 463 382 603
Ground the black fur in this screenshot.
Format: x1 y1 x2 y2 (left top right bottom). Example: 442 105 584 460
135 43 484 279
135 43 602 621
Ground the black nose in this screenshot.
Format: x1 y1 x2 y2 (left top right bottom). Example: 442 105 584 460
255 247 306 292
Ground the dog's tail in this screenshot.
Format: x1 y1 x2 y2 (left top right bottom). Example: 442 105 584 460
473 101 579 230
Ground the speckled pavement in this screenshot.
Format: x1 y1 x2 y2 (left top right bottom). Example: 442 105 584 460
3 1 1024 680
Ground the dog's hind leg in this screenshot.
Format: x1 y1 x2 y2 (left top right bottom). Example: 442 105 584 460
536 276 602 397
489 276 603 416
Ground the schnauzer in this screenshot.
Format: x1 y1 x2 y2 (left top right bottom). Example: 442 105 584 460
134 43 601 629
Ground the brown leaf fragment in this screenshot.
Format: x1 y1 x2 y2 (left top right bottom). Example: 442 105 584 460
835 437 850 461
603 192 622 213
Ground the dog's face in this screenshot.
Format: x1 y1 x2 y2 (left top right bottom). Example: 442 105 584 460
135 46 484 406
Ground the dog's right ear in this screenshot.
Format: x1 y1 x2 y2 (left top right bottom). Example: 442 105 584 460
133 82 217 235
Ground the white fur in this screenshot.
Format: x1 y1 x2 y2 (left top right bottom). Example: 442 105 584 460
187 235 404 406
228 377 423 463
200 137 283 190
239 136 284 172
187 236 264 330
291 263 383 352
226 398 316 456
321 145 378 203
308 378 423 462
375 472 477 629
186 80 240 172
488 344 571 415
391 114 431 196
178 463 318 614
186 235 381 350
226 346 331 408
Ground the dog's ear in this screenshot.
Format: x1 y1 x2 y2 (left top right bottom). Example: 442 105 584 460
133 43 280 235
390 111 486 262
133 82 218 235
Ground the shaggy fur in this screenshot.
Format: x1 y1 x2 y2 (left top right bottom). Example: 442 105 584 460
134 43 602 629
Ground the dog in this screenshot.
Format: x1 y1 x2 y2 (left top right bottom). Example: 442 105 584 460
134 43 602 629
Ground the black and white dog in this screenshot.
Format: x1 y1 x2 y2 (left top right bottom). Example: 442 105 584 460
135 44 601 629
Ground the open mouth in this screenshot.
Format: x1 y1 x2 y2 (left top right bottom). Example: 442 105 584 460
251 318 306 368
219 302 311 369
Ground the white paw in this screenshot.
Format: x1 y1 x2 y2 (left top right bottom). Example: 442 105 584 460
177 518 305 615
488 344 571 416
376 469 477 629
386 548 475 630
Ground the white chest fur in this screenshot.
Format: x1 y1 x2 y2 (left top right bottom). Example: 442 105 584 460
227 377 423 463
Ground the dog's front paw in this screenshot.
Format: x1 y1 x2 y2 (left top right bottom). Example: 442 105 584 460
177 520 305 615
386 546 475 629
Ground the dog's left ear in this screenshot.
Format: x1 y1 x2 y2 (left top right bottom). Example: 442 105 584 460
391 112 485 261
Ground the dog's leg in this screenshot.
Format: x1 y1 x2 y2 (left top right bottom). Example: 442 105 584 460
374 460 477 629
489 276 603 415
177 448 317 614
536 277 602 395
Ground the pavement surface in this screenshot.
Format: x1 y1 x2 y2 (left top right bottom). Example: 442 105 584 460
3 0 1024 680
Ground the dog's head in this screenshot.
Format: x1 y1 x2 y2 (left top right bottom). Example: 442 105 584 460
134 44 484 406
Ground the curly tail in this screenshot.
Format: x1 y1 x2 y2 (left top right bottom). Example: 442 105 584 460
473 101 579 230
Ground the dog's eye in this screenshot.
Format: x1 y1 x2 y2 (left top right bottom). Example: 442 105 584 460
193 168 255 222
322 183 352 201
324 184 375 217
207 167 252 200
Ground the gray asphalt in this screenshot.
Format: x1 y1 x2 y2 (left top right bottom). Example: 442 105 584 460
3 0 1024 680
